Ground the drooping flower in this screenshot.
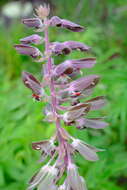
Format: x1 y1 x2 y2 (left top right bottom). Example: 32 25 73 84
67 163 87 190
20 34 43 44
49 16 84 32
28 165 58 190
71 139 103 161
14 44 42 58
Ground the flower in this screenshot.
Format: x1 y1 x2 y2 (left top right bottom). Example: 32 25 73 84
22 18 43 28
50 41 90 55
63 103 90 123
68 75 100 96
14 44 42 58
67 163 87 190
22 71 45 101
86 96 106 110
75 117 108 129
20 34 43 44
49 16 84 32
71 139 103 161
28 165 58 190
53 58 96 77
32 139 56 162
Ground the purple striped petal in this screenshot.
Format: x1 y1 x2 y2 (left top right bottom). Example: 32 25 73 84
49 16 84 32
20 34 43 44
22 18 43 28
86 96 106 110
14 44 42 58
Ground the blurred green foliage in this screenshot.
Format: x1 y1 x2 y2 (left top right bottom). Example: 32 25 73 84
0 0 127 190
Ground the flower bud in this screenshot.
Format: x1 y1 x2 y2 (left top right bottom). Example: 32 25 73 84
35 4 50 20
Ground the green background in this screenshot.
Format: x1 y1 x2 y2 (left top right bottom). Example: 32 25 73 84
0 0 127 189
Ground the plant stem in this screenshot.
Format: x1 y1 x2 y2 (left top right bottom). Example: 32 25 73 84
44 19 61 132
44 19 71 165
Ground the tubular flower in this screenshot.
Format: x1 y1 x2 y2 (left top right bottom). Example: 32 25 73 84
14 44 42 58
14 4 108 190
50 41 90 55
20 34 43 44
22 18 43 28
49 16 84 32
53 58 96 77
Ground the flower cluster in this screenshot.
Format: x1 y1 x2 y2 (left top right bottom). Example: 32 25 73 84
14 4 108 190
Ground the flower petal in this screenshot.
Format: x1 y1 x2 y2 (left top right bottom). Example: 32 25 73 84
50 16 84 32
72 139 99 161
69 75 100 93
76 117 108 129
86 96 106 110
64 41 90 52
22 71 43 95
71 57 96 68
67 163 86 190
63 104 90 123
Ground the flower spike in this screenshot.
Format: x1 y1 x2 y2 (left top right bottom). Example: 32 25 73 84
14 4 108 190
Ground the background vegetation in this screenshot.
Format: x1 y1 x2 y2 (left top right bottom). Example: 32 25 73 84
0 0 127 190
